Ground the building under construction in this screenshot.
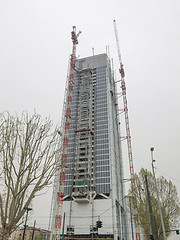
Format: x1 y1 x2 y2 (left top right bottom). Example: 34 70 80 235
49 27 129 240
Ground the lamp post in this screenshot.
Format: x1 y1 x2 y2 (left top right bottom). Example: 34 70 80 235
144 174 156 240
22 207 32 240
128 196 134 240
150 147 166 240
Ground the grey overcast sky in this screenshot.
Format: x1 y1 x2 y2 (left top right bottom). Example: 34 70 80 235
0 0 180 237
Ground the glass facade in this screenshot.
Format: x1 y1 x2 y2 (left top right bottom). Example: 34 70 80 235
95 66 110 194
64 54 112 196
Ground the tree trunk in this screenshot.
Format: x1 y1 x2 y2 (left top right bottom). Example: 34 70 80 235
0 227 10 240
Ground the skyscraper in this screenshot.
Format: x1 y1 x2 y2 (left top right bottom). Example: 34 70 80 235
50 53 128 240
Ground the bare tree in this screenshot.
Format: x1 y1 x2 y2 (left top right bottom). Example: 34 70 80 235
0 111 61 240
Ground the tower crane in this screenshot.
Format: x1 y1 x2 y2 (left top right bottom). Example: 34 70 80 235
113 20 141 240
113 19 134 179
53 26 81 240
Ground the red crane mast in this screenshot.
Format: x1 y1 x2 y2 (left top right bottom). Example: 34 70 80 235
113 20 134 179
113 20 142 240
53 26 81 240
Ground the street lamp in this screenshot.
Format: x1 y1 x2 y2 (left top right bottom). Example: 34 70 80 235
22 206 32 240
128 196 134 240
150 147 167 240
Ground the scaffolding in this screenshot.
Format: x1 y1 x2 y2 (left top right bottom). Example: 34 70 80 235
72 69 95 202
